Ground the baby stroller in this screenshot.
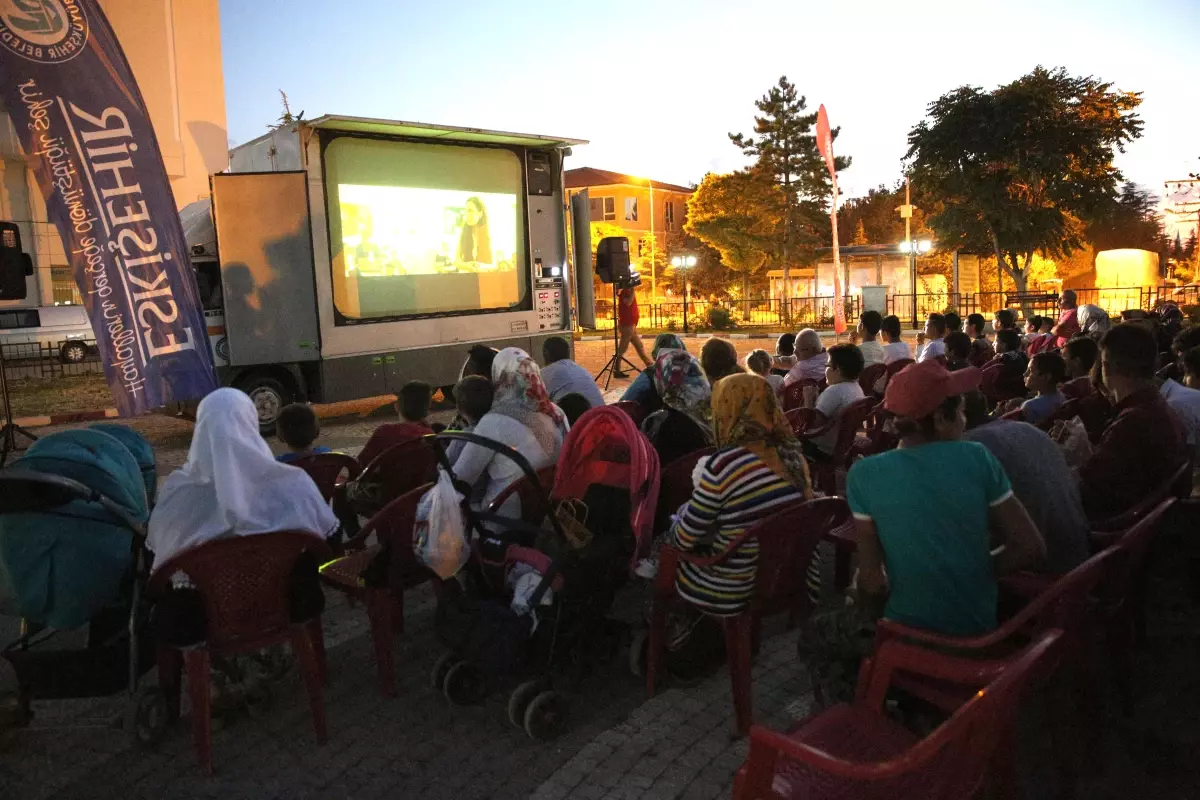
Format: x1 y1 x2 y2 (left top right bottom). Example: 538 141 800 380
429 407 660 739
0 427 166 747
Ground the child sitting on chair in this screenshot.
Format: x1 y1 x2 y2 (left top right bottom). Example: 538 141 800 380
804 344 865 459
747 349 785 396
275 403 332 463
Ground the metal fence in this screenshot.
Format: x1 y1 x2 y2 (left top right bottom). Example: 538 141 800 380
1 340 103 380
593 295 863 332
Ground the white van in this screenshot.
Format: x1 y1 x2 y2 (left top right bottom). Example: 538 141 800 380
0 305 95 363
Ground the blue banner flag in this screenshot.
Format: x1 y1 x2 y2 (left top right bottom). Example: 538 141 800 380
0 0 216 415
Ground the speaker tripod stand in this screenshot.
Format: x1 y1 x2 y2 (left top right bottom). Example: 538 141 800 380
594 284 642 391
0 345 36 467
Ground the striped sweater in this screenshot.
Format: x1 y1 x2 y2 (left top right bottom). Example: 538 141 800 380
667 447 804 615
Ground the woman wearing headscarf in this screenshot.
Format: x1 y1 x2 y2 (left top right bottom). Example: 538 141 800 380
452 347 568 517
621 333 685 409
641 349 715 466
651 374 812 681
147 389 337 711
668 373 813 615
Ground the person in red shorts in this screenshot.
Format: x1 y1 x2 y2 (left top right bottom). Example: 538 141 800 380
614 286 652 378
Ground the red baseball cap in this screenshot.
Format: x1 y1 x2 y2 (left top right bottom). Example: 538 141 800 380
883 361 981 419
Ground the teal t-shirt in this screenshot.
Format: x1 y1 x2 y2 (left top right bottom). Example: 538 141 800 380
846 440 1013 637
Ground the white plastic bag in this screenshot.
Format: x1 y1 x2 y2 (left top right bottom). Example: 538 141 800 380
413 468 470 579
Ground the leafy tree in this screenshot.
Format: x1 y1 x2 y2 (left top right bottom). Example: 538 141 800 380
907 66 1143 314
730 76 850 290
590 221 628 254
685 170 782 297
851 219 868 245
1089 182 1166 255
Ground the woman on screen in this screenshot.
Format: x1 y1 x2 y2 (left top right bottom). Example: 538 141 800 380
456 196 493 266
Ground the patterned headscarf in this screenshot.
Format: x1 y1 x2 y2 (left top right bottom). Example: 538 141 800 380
652 349 714 442
651 333 686 360
490 347 568 455
712 374 812 494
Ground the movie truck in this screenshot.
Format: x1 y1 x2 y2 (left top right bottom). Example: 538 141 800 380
180 116 586 431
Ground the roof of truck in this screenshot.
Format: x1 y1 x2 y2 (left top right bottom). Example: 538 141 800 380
302 115 587 148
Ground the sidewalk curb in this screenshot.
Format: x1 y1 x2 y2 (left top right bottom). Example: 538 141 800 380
14 408 119 429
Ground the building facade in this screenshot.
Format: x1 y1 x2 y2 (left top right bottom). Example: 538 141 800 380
0 0 227 309
565 167 694 300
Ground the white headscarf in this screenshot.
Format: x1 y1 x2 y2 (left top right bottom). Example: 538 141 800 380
147 388 337 572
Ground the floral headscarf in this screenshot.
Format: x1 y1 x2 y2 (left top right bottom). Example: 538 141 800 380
712 374 812 494
490 347 568 455
651 333 686 360
652 349 714 441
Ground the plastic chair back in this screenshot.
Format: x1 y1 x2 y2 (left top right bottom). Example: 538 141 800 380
361 484 432 587
782 380 821 412
750 497 851 618
613 400 649 427
858 363 887 396
1091 462 1189 534
885 358 914 380
292 452 362 502
827 397 880 463
487 466 557 526
655 447 716 535
1094 497 1175 609
358 437 437 506
148 531 332 652
784 407 815 436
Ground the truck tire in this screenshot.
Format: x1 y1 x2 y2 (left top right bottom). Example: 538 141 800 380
60 342 87 364
236 374 292 435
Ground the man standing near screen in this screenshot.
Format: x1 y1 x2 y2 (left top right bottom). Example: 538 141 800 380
614 287 652 377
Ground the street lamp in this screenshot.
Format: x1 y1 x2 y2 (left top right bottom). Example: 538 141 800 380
896 238 933 328
671 254 697 333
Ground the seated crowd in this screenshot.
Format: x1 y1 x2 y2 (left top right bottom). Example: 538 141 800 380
132 301 1197 744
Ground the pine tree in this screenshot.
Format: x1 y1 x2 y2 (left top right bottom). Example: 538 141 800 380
729 76 850 294
851 219 868 245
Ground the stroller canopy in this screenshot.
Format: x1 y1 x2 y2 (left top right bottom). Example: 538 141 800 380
90 423 157 505
552 406 660 567
0 429 148 629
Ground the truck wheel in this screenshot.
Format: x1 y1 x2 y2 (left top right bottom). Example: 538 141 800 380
60 342 87 363
237 374 292 435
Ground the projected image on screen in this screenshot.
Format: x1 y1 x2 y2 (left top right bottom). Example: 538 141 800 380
325 136 529 321
338 186 519 277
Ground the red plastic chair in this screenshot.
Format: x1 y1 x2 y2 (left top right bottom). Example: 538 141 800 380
149 532 333 773
797 397 880 495
860 549 1111 714
1091 497 1176 713
731 630 1062 800
291 452 361 502
884 358 914 381
612 400 650 427
784 407 816 436
655 447 716 536
1089 460 1191 539
355 437 438 509
782 379 823 412
647 497 851 735
858 363 887 397
319 484 433 696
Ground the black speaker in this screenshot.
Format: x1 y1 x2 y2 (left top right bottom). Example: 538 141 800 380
0 222 32 301
595 236 630 284
527 151 554 197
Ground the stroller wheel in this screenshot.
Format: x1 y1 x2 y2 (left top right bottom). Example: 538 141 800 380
507 679 546 728
443 661 486 705
523 690 566 740
628 630 648 678
127 686 168 749
431 652 458 691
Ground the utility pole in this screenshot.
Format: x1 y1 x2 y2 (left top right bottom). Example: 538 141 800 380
897 176 917 329
648 180 656 301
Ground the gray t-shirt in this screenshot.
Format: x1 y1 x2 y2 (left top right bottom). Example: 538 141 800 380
540 359 605 409
965 420 1090 573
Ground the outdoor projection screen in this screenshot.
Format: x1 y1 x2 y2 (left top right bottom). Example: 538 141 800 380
324 136 527 321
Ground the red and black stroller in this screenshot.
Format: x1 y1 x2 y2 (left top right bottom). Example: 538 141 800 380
429 406 659 739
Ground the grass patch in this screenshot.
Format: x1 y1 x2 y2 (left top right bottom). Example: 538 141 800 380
7 373 113 417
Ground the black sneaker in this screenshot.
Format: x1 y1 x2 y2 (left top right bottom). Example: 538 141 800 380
612 370 630 378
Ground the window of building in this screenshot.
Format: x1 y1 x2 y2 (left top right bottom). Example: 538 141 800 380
624 197 638 222
51 267 82 305
0 309 39 329
589 196 616 222
664 201 676 230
